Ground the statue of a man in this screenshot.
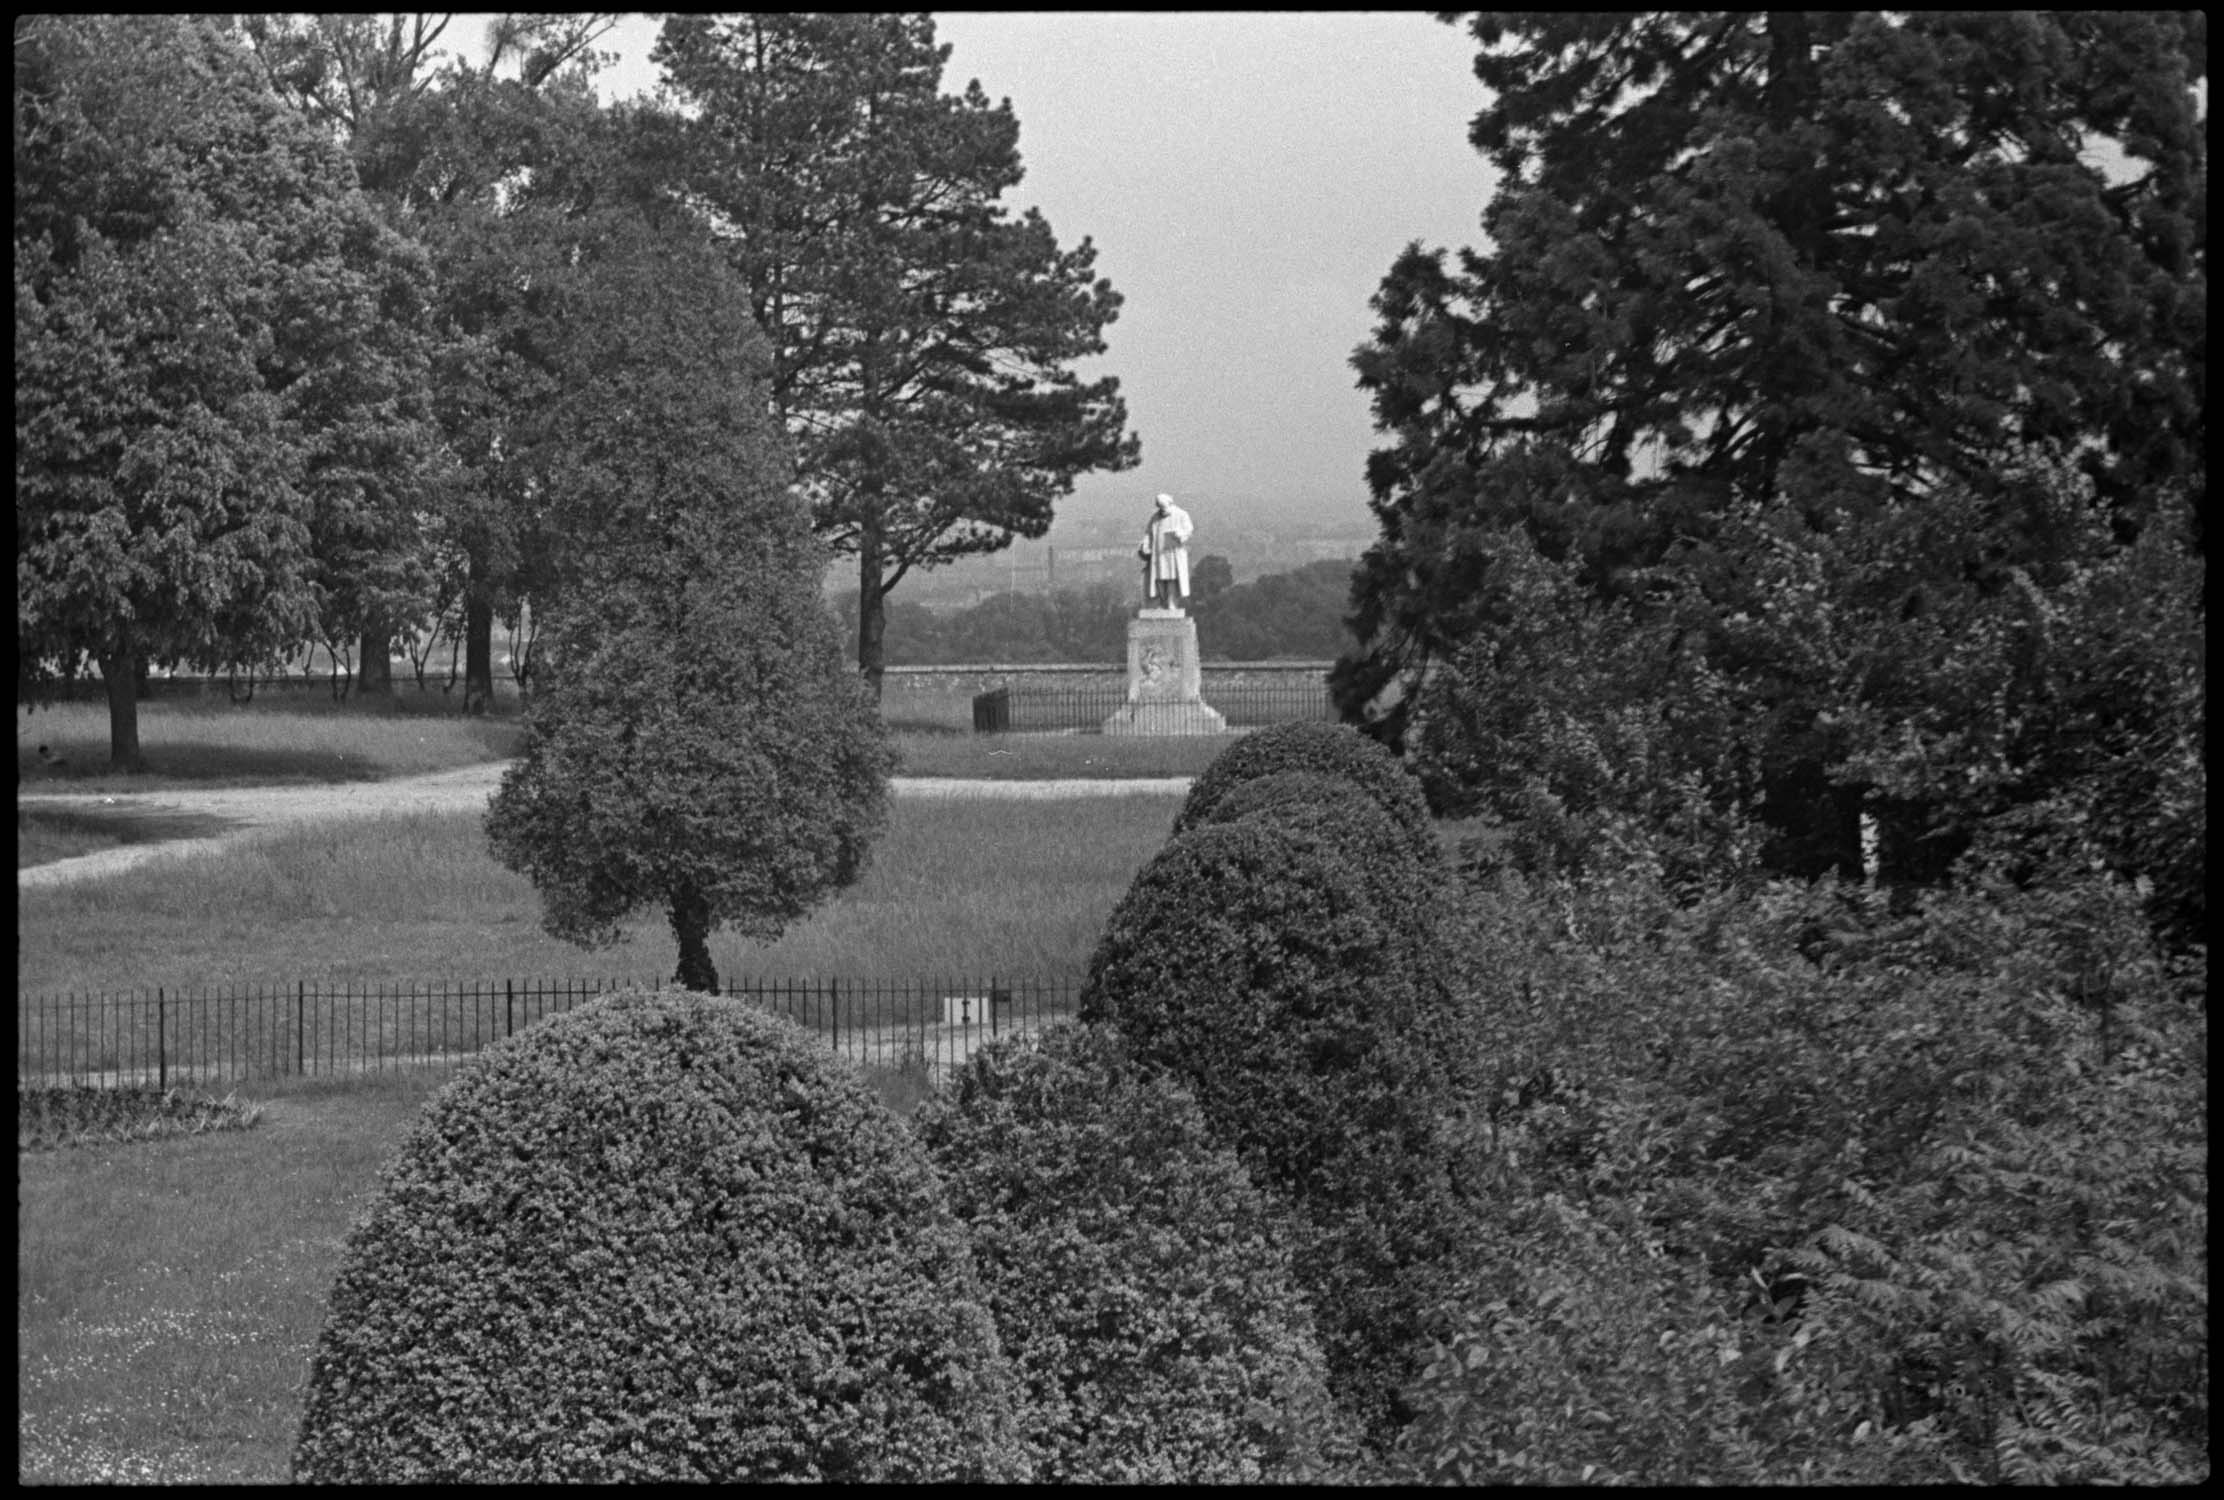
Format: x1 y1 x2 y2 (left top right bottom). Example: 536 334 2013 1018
1136 492 1193 611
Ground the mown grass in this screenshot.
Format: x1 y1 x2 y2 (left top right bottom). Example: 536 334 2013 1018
17 797 1182 996
17 804 238 869
16 694 1233 793
888 728 1237 779
18 1066 463 1484
17 696 521 792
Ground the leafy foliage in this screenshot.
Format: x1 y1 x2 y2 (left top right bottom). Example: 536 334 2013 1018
232 14 626 700
652 12 1138 687
16 14 436 766
293 991 1026 1483
482 222 893 993
1722 445 2206 947
487 224 894 992
1404 525 1767 890
1337 12 2206 897
1398 858 2208 1484
1079 816 1478 1444
1172 719 1438 865
914 1023 1356 1482
1188 770 1452 968
1193 559 1360 661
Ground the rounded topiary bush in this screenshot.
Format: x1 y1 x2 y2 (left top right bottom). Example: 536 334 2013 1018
292 990 1025 1484
1078 821 1478 1443
1192 770 1446 951
1172 720 1438 864
913 1023 1358 1483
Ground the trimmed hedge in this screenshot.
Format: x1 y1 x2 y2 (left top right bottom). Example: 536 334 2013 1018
1172 719 1438 863
293 990 1025 1483
1078 820 1476 1442
914 1023 1357 1482
1191 769 1449 958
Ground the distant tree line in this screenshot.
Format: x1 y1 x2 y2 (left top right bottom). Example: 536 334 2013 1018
832 556 1358 664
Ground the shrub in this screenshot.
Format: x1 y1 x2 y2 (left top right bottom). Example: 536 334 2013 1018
1172 719 1438 864
914 1023 1358 1482
1187 768 1449 963
1425 862 2209 1483
1079 820 1476 1443
293 989 1025 1483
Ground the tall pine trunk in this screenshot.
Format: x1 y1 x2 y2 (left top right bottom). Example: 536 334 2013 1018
855 530 887 704
99 648 145 773
669 887 719 993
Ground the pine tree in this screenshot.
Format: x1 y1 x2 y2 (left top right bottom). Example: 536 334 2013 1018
652 12 1139 696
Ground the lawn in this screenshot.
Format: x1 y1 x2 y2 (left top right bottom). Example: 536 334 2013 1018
18 694 1241 791
17 795 1181 994
889 727 1237 779
18 1068 465 1484
17 695 523 793
17 783 1187 1484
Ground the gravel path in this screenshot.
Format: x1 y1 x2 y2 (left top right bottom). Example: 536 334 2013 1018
17 763 1192 889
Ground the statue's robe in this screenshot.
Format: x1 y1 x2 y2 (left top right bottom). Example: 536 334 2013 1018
1143 505 1193 602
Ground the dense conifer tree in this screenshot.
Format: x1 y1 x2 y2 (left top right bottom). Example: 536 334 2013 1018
652 12 1139 696
1340 12 2205 883
483 219 891 993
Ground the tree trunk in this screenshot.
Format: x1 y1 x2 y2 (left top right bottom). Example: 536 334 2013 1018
99 649 146 773
357 627 394 698
464 588 495 716
669 888 719 994
856 534 887 703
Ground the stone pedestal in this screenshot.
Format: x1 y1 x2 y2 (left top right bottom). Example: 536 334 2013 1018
1102 610 1227 736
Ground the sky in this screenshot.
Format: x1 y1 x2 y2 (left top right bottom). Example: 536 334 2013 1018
553 11 1502 537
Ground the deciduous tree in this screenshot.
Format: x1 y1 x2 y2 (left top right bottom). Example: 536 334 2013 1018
16 14 434 767
239 13 627 708
651 12 1139 697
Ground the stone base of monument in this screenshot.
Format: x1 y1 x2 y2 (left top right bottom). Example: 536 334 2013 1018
1102 609 1227 736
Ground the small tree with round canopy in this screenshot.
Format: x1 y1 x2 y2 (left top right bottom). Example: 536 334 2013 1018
483 217 892 992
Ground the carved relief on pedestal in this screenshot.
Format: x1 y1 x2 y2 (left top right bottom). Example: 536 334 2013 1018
1138 643 1173 691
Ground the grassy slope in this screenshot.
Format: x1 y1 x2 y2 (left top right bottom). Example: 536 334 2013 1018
17 797 1181 994
18 1070 461 1484
18 696 1236 796
18 790 1184 1484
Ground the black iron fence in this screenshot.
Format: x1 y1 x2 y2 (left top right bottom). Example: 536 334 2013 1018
16 976 1080 1091
974 668 1335 732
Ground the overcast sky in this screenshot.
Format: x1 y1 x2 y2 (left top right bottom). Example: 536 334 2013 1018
561 11 1501 535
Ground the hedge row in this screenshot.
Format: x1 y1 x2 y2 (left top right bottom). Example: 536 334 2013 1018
294 723 1472 1479
1081 721 1481 1445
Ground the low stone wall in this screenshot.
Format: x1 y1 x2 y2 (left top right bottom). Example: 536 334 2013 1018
904 661 1337 734
883 661 1334 699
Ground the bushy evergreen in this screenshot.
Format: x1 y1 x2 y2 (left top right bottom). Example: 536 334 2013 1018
1186 769 1449 957
1079 820 1475 1443
1172 719 1437 863
293 990 1024 1483
914 1023 1357 1482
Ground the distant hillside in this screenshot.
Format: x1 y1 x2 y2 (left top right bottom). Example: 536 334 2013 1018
831 558 1359 664
876 515 1374 613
